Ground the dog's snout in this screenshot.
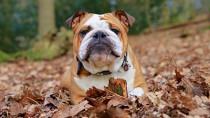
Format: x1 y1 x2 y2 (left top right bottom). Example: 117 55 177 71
93 31 107 39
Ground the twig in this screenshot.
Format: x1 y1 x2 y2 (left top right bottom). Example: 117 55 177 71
27 96 39 105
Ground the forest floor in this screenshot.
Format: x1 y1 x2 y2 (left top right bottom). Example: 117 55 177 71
0 22 210 117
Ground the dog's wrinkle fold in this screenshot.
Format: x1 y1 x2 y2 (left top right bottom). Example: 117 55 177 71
81 38 120 61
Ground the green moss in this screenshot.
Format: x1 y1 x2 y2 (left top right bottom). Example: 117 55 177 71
180 30 190 38
0 28 73 63
115 86 123 96
0 50 13 63
201 25 210 30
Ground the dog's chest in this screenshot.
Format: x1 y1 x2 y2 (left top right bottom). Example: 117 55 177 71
74 66 136 93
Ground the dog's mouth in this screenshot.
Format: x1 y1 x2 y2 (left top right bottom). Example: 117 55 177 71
82 43 120 61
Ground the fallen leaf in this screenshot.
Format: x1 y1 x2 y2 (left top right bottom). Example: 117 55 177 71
52 103 72 118
85 97 102 107
46 96 60 107
68 100 92 117
10 102 26 116
189 108 210 116
86 86 105 98
53 100 91 118
175 69 183 83
107 97 129 109
25 104 41 117
107 106 130 118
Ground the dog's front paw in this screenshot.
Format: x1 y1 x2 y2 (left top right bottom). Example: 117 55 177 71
129 87 145 101
129 87 144 97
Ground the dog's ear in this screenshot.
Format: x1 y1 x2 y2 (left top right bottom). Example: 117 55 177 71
112 10 135 27
66 10 87 29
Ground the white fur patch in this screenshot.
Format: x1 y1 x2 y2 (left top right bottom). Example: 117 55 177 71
74 52 136 92
84 14 109 29
129 87 144 96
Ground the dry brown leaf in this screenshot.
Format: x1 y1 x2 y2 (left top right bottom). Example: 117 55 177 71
42 90 56 106
138 94 153 107
68 100 92 117
200 82 209 98
175 69 183 83
52 103 72 118
81 103 107 117
86 86 105 98
46 97 60 107
147 92 167 109
85 97 102 107
107 106 130 118
25 104 41 117
10 102 26 116
107 97 129 109
19 88 44 105
189 108 210 116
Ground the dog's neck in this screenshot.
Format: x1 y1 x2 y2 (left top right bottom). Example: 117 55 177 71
77 52 129 76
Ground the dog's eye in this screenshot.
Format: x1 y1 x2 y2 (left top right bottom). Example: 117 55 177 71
80 30 89 37
111 29 119 34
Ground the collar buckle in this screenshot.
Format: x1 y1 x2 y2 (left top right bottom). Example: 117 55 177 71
122 52 130 71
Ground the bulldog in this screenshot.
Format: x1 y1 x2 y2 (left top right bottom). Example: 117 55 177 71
61 10 148 104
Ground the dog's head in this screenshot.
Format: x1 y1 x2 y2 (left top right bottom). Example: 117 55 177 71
66 10 135 74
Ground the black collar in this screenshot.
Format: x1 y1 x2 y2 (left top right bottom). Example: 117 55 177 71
77 52 129 76
96 70 112 75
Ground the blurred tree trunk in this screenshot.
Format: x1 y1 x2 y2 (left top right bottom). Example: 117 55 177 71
38 0 55 35
145 0 152 28
31 0 70 60
161 1 170 25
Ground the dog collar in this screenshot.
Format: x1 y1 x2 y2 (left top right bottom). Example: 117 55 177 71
95 70 112 75
77 52 129 76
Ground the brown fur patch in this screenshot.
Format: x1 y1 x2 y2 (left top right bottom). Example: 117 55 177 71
100 13 129 58
73 13 93 56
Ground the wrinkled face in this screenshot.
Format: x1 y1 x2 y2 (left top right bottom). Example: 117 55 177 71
67 11 135 74
80 14 122 64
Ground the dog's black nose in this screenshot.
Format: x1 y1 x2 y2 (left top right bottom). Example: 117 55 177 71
93 31 107 39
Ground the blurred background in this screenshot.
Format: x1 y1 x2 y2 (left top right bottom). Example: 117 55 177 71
0 0 209 62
